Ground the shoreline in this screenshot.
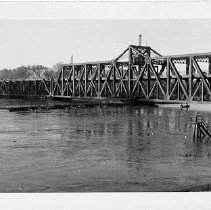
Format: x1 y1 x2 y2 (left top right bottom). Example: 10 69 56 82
2 95 211 112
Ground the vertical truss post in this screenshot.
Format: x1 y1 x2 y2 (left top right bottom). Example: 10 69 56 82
84 64 87 97
186 58 189 75
166 58 170 100
78 67 81 97
72 64 75 97
90 66 93 97
120 65 123 97
137 64 141 95
209 56 211 75
49 78 53 96
202 81 204 102
147 64 150 99
189 57 193 101
61 66 64 96
28 80 30 97
156 82 159 99
98 64 101 97
178 82 180 100
128 46 133 97
113 62 116 97
49 79 52 96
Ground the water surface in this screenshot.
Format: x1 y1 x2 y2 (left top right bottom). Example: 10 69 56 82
0 98 211 191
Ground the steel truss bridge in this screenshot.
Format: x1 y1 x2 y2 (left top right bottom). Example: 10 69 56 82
1 43 211 103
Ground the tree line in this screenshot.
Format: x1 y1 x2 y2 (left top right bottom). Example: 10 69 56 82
0 63 63 80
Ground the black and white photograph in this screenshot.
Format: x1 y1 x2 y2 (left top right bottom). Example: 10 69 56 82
1 1 211 210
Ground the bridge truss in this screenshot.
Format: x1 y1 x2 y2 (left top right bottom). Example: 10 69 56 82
0 79 51 97
52 45 211 103
1 44 211 103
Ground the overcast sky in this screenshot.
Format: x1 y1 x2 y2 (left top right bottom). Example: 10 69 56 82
0 19 211 69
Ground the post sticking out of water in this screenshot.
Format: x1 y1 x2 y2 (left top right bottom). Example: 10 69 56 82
193 121 201 139
190 116 211 141
139 34 142 46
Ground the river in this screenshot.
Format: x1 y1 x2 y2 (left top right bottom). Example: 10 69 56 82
0 98 211 192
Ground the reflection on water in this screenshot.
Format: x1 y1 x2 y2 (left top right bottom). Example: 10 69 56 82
0 98 211 191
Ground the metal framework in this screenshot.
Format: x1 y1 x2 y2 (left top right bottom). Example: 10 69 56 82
52 45 211 103
1 42 211 103
0 79 51 97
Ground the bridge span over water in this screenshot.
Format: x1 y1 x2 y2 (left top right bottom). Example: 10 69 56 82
1 40 211 104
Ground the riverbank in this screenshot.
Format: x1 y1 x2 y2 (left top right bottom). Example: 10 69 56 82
3 95 211 113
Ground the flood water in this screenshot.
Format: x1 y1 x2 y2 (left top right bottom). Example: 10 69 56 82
0 98 211 192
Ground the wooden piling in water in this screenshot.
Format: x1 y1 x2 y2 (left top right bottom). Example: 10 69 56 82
191 116 211 140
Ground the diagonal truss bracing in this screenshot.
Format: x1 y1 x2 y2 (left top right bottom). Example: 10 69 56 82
49 45 211 103
1 43 211 103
